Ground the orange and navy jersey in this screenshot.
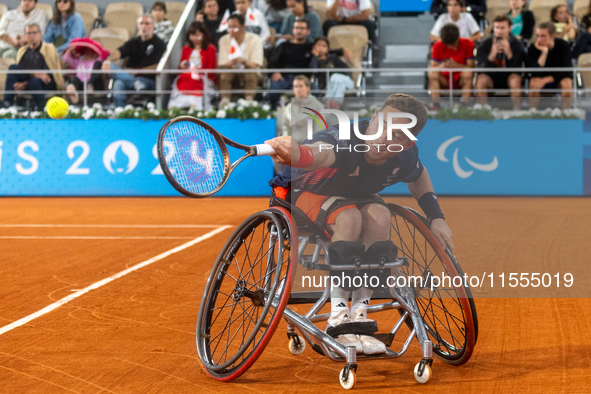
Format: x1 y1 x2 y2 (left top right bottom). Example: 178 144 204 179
270 120 424 199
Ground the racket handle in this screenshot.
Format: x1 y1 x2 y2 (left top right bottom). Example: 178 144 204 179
254 144 276 156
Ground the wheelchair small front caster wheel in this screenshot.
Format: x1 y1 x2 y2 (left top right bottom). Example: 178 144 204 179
414 361 432 384
288 335 306 355
339 366 356 389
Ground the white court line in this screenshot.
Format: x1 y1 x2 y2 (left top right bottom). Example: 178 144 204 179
0 224 227 228
0 225 231 336
0 236 198 240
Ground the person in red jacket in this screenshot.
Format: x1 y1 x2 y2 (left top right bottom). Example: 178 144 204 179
168 21 217 109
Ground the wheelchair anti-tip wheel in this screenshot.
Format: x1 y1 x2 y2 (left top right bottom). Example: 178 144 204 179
388 203 478 366
196 207 293 381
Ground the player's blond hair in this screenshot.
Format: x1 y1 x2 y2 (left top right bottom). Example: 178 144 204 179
379 93 428 136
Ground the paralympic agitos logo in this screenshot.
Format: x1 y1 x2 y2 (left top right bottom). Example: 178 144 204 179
302 108 418 152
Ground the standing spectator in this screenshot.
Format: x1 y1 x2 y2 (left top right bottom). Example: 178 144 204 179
431 0 486 25
428 23 475 108
234 0 271 43
196 0 225 48
62 38 109 104
323 0 376 43
309 36 354 108
551 5 576 43
507 0 534 41
475 15 525 110
430 0 481 42
0 0 49 60
3 23 65 109
526 22 572 110
217 14 263 106
278 0 322 43
252 0 290 32
101 14 167 107
169 22 217 109
281 75 324 142
151 1 175 44
43 0 86 54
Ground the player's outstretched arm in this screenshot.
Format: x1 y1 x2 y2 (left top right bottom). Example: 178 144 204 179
407 166 454 251
264 137 336 170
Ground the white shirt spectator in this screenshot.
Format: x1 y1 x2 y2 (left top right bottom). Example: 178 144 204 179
327 0 371 19
0 7 49 50
430 12 480 39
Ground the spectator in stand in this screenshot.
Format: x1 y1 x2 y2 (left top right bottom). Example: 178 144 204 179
428 23 475 109
579 1 591 33
169 22 217 109
507 0 534 42
196 0 225 48
43 0 86 54
431 0 486 25
0 0 49 59
475 15 525 110
151 2 175 44
62 38 109 104
101 14 167 107
3 23 65 109
526 22 572 110
252 0 291 32
281 75 324 142
233 0 271 43
309 36 354 109
218 14 263 107
323 0 376 43
551 5 576 43
199 0 235 18
430 0 481 42
277 0 322 43
573 1 591 58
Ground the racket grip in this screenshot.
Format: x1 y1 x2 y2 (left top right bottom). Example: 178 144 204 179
254 144 276 156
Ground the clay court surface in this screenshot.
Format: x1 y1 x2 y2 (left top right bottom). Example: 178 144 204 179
0 196 590 393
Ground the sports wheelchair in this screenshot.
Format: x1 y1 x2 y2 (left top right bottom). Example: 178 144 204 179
196 195 478 389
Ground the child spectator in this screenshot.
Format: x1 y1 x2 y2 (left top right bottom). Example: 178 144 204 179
62 37 109 104
507 0 534 41
151 1 175 44
430 0 481 42
43 0 86 54
551 5 576 43
309 36 353 108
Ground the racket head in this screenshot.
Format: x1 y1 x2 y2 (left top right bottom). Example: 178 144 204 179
157 116 230 198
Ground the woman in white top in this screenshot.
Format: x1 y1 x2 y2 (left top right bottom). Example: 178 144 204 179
430 0 481 42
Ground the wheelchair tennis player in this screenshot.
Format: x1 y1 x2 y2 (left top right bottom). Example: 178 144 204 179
265 94 454 355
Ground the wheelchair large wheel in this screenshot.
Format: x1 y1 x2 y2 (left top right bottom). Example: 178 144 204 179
196 207 293 381
388 203 477 366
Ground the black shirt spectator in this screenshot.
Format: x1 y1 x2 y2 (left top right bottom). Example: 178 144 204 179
198 0 234 18
268 41 313 69
20 45 50 72
477 35 525 80
526 37 571 82
118 35 167 80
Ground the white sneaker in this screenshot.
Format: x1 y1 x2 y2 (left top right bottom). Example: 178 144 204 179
326 310 363 354
352 308 387 355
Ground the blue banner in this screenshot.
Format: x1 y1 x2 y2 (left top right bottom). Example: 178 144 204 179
0 119 276 196
381 0 433 12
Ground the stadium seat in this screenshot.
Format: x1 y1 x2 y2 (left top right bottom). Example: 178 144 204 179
529 0 567 28
90 27 130 62
573 0 588 23
327 25 369 93
37 3 54 21
485 5 508 27
104 2 144 39
309 1 327 26
577 53 591 91
165 2 186 26
0 58 16 101
0 4 7 21
76 3 99 37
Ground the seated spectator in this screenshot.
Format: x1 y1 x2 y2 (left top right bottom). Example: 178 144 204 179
526 22 572 110
199 0 235 18
217 14 263 107
431 0 486 25
579 1 591 33
3 23 65 110
151 1 175 44
252 0 290 32
0 0 49 60
169 22 217 109
507 0 534 42
63 38 109 104
196 0 225 48
323 0 376 43
281 75 324 143
475 15 525 110
574 1 591 58
430 0 481 42
551 5 576 43
309 36 353 109
428 23 475 109
43 0 86 54
233 0 271 43
101 14 167 108
277 0 322 43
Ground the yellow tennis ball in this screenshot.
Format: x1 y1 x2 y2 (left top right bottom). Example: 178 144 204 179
46 97 69 119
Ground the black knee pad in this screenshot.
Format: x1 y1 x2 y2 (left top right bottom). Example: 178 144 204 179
329 241 365 292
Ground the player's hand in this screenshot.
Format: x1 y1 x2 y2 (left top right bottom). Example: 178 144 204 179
264 136 295 166
430 218 454 251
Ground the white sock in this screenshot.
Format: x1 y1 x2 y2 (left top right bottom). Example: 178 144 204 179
351 287 373 313
330 286 350 317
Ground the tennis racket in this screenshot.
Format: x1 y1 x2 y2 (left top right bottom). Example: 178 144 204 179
157 116 276 198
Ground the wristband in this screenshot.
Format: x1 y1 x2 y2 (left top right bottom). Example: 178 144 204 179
418 192 445 221
293 145 314 168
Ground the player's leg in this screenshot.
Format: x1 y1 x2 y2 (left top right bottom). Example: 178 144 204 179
559 77 573 110
507 73 523 110
475 73 493 105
